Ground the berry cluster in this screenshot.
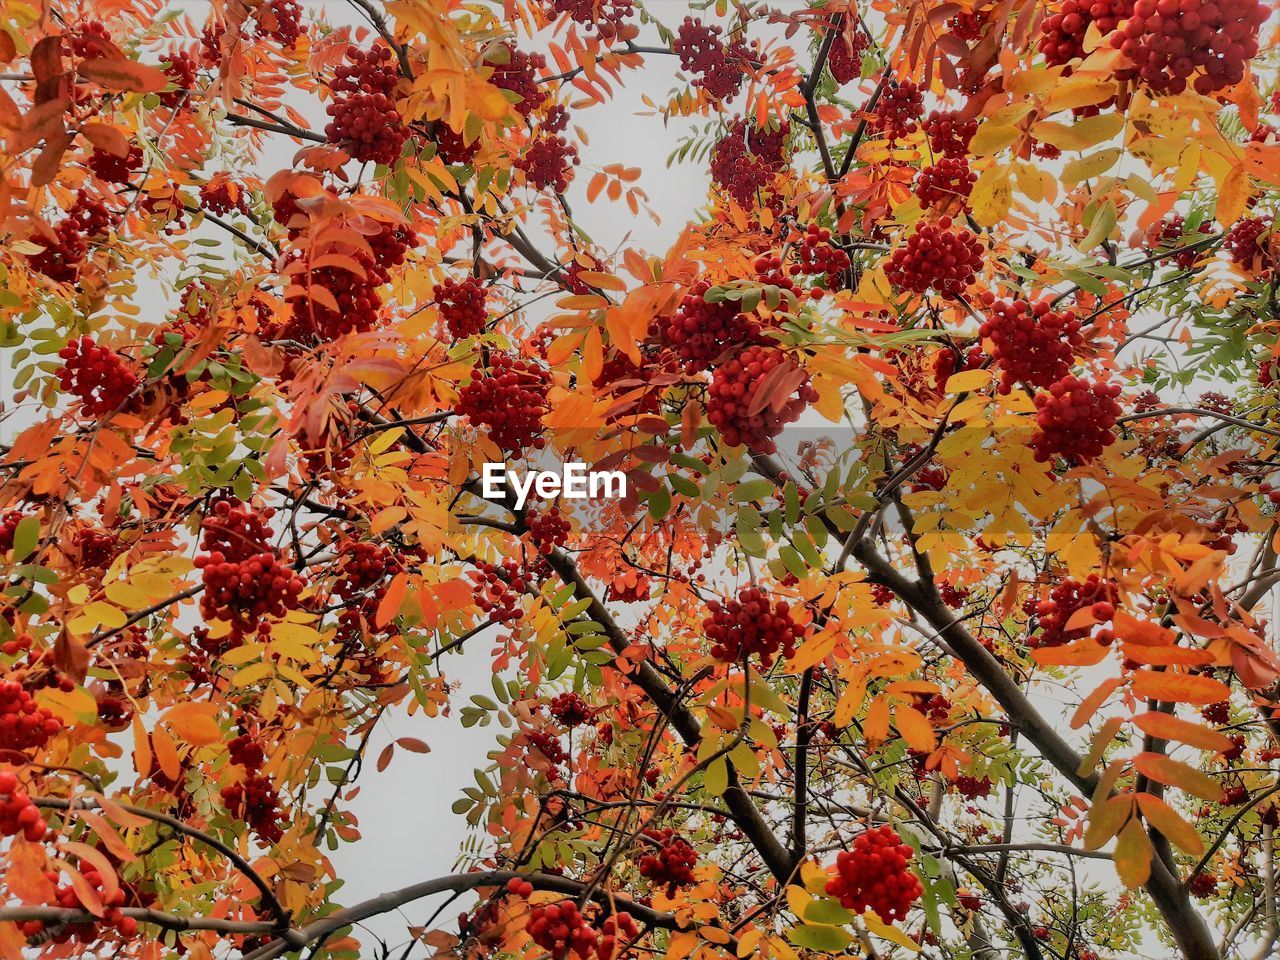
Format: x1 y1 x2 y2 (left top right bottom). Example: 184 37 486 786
57 336 140 417
259 0 304 46
706 345 817 453
194 501 305 635
953 774 994 798
1039 0 1133 66
1226 216 1274 273
977 295 1083 394
1142 214 1210 270
31 192 112 283
221 773 284 844
915 157 976 211
282 221 415 342
1030 376 1123 464
885 218 983 297
550 692 592 727
161 50 198 109
825 826 923 923
21 866 138 944
593 350 666 415
200 179 250 217
68 20 113 58
923 110 978 158
1028 575 1118 648
828 30 869 84
526 902 638 960
710 119 789 207
637 827 697 892
527 730 568 766
0 771 47 841
435 276 488 339
546 0 634 40
703 586 802 667
472 559 528 623
1111 0 1267 95
789 224 851 289
88 144 142 185
325 46 408 166
334 540 403 636
457 353 551 454
0 681 60 752
490 44 547 117
660 281 760 373
874 80 924 142
519 135 580 192
527 507 570 554
672 18 749 100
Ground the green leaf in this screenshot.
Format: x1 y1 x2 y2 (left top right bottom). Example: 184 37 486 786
10 516 39 561
787 924 853 952
703 758 728 796
735 478 775 503
804 899 856 926
736 507 765 556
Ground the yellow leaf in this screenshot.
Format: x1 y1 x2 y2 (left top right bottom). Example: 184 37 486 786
969 124 1020 157
1063 148 1121 185
894 704 937 752
36 686 96 723
945 369 992 394
1136 793 1204 855
862 912 920 951
1030 113 1125 151
970 164 1014 227
1114 818 1153 889
67 601 127 634
1215 163 1249 227
1042 78 1117 113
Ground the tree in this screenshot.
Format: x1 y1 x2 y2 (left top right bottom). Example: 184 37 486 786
0 0 1276 958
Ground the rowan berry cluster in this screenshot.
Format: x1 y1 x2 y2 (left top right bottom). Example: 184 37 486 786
200 179 250 217
827 31 869 84
660 280 759 373
1201 700 1231 725
885 218 983 297
32 192 112 283
0 680 62 752
1142 214 1210 269
88 144 142 185
259 0 304 46
593 350 665 414
57 336 141 417
789 224 850 289
325 45 408 166
527 730 568 766
978 295 1083 394
458 352 551 454
706 346 818 454
74 527 119 569
435 276 488 339
489 45 547 118
1111 0 1267 95
21 867 138 944
923 110 978 158
334 541 402 633
954 774 994 798
949 10 987 40
710 119 789 207
874 80 924 142
527 508 570 554
1028 574 1118 648
221 774 284 844
519 135 580 192
825 826 923 922
161 50 198 108
672 18 749 100
0 771 46 841
1030 376 1123 464
68 20 113 58
229 733 266 771
1226 216 1273 272
637 827 697 892
194 501 305 635
546 0 634 40
550 692 592 727
703 586 802 667
0 630 33 656
1038 0 1133 66
472 558 528 623
915 157 976 210
526 901 638 960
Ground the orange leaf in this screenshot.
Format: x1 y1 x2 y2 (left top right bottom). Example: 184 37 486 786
1071 677 1123 729
78 58 169 94
152 725 183 783
894 704 937 752
864 694 890 747
61 842 119 904
131 715 152 779
1083 794 1132 850
1136 793 1204 855
1131 670 1229 705
1032 638 1108 667
376 571 409 627
1131 752 1224 801
80 122 130 158
163 702 222 746
1131 711 1233 752
56 860 105 917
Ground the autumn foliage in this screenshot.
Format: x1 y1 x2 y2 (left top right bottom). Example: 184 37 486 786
0 1 1278 960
